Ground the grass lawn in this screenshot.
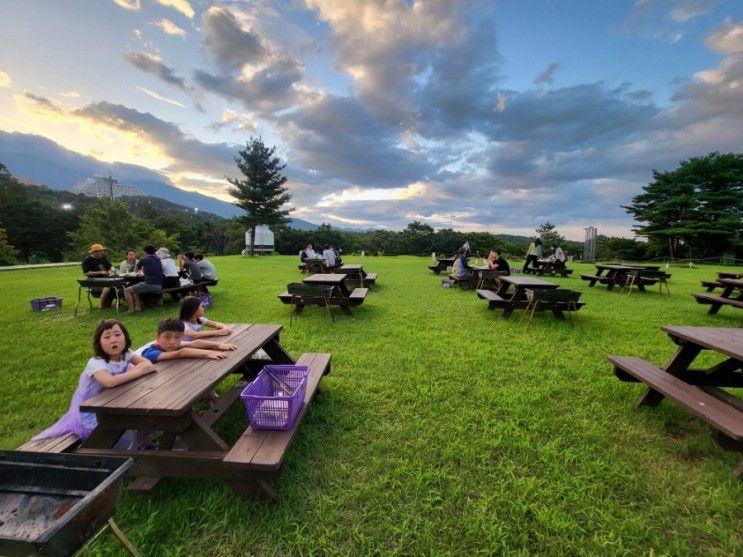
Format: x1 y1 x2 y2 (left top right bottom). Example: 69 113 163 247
1 256 742 555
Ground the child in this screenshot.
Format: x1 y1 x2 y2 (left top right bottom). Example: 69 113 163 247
32 320 157 442
179 296 232 341
137 318 237 363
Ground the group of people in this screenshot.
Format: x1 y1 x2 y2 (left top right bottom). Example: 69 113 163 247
299 242 343 269
522 239 566 274
82 243 218 312
450 243 511 281
32 295 235 448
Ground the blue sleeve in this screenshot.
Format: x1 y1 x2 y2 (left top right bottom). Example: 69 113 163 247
141 345 164 363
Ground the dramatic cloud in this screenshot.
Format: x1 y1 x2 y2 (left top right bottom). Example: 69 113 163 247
0 71 11 88
151 18 186 38
201 7 266 72
154 0 194 19
124 51 187 90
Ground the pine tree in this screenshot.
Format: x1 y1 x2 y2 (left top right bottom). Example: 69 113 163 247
227 137 292 255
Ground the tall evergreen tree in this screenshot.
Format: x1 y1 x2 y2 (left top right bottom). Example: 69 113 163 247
227 137 292 255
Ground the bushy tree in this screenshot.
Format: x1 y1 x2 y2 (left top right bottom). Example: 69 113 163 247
536 222 565 248
0 226 19 265
624 152 743 259
227 137 292 255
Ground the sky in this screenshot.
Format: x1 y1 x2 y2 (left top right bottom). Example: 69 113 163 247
1 0 742 240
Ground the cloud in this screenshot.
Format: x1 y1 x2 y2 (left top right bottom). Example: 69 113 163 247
535 63 561 85
136 86 185 107
668 0 718 23
151 18 186 38
201 7 266 72
124 51 187 90
113 0 140 10
0 71 11 88
59 90 80 98
154 0 194 19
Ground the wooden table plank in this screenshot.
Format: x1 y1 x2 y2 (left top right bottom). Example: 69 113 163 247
661 326 743 361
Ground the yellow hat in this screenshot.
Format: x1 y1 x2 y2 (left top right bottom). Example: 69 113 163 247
89 243 105 252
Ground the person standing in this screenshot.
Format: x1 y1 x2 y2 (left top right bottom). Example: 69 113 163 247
523 239 542 274
82 243 113 309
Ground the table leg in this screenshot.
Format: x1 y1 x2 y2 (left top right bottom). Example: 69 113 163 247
260 338 295 364
75 285 83 317
82 426 128 448
178 413 230 451
636 343 702 407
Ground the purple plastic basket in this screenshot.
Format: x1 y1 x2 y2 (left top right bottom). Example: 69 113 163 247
240 365 309 430
30 296 63 312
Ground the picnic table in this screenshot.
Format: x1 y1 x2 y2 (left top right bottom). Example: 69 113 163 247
469 265 507 290
533 258 573 277
693 278 743 314
54 323 332 500
476 275 559 318
428 257 455 275
336 264 378 288
609 326 743 479
75 277 127 316
279 274 368 319
580 263 661 291
300 257 326 274
701 271 743 292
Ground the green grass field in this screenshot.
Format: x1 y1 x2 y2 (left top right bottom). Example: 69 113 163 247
1 256 741 555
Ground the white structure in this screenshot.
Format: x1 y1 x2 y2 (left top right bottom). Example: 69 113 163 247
583 226 598 262
244 225 275 254
70 175 143 199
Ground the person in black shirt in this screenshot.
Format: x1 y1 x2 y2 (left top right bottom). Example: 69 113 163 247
124 245 164 313
81 243 113 309
492 249 510 274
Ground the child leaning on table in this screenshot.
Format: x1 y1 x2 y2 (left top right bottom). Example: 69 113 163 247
136 318 237 363
178 295 232 341
31 319 157 443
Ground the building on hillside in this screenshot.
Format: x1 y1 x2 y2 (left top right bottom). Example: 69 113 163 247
70 175 143 198
243 225 275 254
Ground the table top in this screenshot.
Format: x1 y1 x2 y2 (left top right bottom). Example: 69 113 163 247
499 275 558 288
338 264 362 271
78 277 126 286
81 323 282 416
717 271 743 279
596 263 660 271
661 326 743 361
304 274 347 284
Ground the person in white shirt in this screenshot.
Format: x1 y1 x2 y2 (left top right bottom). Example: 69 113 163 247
322 244 336 268
551 245 566 269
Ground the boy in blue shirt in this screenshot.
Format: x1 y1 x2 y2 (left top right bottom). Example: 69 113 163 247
138 318 237 363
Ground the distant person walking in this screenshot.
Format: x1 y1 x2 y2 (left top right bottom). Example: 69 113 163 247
523 239 542 274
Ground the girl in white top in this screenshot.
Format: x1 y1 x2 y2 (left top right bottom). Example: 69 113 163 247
179 296 232 341
31 320 156 442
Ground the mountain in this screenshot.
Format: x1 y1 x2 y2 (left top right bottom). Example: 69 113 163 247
0 131 318 230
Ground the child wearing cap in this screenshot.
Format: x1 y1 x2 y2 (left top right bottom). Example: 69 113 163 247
81 243 113 309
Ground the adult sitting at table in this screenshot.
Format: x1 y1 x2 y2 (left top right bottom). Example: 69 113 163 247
522 238 542 274
82 243 113 309
450 247 472 281
322 244 337 269
118 248 138 275
299 242 316 262
489 249 510 274
179 251 203 288
550 244 566 270
156 247 181 300
124 244 163 313
194 253 217 280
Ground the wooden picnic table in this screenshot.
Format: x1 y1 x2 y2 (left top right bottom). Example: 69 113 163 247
301 257 326 274
336 264 377 288
75 277 127 316
580 263 661 291
693 278 743 314
469 265 507 290
609 326 743 479
428 257 455 275
277 273 368 317
71 323 331 499
476 275 558 318
533 259 573 277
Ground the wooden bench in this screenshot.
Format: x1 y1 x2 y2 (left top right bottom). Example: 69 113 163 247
17 432 80 453
535 266 573 277
448 273 477 290
280 283 337 322
142 279 217 306
223 352 331 500
364 272 377 284
609 355 743 445
692 293 743 314
476 289 507 309
348 288 369 304
702 279 722 292
580 274 611 286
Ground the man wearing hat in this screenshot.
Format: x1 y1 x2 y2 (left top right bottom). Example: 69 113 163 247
81 243 113 309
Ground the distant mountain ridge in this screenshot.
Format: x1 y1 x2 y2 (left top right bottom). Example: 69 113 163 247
0 131 318 230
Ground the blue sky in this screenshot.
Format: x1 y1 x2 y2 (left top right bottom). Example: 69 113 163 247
1 0 742 239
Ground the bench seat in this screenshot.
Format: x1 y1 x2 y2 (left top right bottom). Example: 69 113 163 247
609 355 743 442
223 352 331 498
348 288 368 304
476 289 507 309
364 272 377 284
18 432 80 453
692 292 743 313
702 280 721 291
580 274 610 285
